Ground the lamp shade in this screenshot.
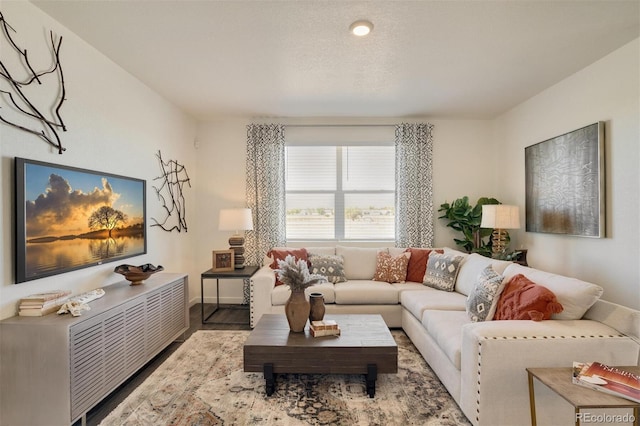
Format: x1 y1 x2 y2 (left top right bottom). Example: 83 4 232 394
480 205 520 229
218 208 253 232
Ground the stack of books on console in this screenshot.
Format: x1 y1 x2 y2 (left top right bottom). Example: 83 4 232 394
310 320 340 337
18 290 71 317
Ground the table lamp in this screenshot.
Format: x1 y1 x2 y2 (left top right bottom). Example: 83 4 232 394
480 204 520 258
218 208 253 269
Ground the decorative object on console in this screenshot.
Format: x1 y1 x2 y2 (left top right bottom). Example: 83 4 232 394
309 292 326 322
212 250 234 272
423 252 464 292
219 208 253 268
494 274 563 321
438 196 500 257
151 150 191 233
480 204 520 258
0 12 67 154
57 288 105 316
14 158 147 284
114 264 164 285
276 254 326 332
525 122 605 238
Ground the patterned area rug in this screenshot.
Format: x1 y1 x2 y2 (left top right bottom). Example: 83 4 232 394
100 330 471 425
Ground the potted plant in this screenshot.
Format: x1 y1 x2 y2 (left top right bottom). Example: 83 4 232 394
276 255 326 332
437 196 501 257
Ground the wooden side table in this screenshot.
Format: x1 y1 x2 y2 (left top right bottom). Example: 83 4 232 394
526 367 639 426
200 265 259 324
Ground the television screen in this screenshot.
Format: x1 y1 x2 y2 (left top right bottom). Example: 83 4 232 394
15 157 147 283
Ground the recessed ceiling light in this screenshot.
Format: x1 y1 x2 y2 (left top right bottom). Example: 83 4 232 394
350 20 373 36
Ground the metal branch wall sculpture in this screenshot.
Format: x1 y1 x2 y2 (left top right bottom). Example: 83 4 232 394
0 12 67 154
152 150 191 232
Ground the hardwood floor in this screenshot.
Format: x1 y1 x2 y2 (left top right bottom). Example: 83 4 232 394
77 304 250 426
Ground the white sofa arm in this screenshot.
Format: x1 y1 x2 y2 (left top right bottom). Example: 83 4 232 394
250 265 276 328
459 319 640 426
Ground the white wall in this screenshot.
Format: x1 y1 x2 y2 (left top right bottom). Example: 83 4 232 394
0 2 199 319
194 117 496 302
494 38 640 309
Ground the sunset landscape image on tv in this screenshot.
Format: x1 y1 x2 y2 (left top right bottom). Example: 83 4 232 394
15 158 146 283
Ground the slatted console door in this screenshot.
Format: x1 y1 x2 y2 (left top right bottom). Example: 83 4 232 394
0 273 189 426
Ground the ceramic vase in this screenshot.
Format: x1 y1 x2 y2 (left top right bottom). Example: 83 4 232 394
285 289 310 332
309 292 325 322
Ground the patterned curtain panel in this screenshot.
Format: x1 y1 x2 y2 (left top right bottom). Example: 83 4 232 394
395 123 435 248
245 124 287 267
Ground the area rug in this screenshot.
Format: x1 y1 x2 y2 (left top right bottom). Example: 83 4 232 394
100 330 471 425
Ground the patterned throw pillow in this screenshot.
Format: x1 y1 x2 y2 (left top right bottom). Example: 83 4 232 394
423 252 464 291
405 248 444 283
466 265 507 322
309 254 347 284
373 251 411 283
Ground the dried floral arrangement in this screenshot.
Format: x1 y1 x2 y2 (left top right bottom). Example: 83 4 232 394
276 255 326 292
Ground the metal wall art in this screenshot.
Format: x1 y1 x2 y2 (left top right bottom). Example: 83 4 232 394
0 12 67 154
525 122 605 238
151 150 191 232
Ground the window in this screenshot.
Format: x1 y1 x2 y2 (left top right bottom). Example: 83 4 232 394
285 145 395 241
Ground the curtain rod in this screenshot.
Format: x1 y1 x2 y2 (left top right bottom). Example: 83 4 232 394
284 124 397 128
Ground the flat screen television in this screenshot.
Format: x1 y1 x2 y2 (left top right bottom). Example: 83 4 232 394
14 157 147 283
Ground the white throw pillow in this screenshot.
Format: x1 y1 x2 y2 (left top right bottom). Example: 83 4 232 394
336 246 388 280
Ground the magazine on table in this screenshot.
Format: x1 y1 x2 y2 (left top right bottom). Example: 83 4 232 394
572 361 640 403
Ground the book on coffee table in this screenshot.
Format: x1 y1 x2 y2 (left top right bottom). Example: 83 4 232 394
572 361 640 403
310 320 340 337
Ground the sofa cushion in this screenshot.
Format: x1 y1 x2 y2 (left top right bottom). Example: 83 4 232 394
334 280 399 304
373 251 411 283
466 265 507 322
307 247 337 256
309 254 347 284
404 248 444 283
400 288 467 320
421 310 470 370
502 263 603 320
271 281 336 305
494 274 563 321
423 252 464 291
336 246 387 280
455 253 512 296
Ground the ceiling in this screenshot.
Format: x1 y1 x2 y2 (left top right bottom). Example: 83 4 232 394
31 0 640 120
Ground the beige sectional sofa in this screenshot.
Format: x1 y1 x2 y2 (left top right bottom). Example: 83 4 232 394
250 245 640 426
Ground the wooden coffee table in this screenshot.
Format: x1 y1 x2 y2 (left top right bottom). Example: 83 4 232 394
243 314 397 397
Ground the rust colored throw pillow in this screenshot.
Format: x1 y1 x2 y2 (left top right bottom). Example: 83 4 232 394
405 248 444 283
494 274 564 321
373 251 411 283
267 248 309 286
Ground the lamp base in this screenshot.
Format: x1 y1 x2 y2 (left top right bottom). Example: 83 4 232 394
229 235 246 269
491 228 509 258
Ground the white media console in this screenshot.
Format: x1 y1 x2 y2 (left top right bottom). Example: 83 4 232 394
0 273 189 426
